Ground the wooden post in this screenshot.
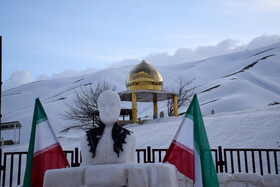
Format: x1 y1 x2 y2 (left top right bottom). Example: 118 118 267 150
173 95 178 117
147 146 151 163
74 147 79 167
14 124 16 144
218 146 224 172
132 93 137 124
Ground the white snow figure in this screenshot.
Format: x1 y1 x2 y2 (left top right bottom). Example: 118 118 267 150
43 90 177 187
80 90 136 165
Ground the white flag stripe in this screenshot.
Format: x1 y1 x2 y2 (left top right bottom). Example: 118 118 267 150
174 117 194 151
34 120 58 153
194 148 203 187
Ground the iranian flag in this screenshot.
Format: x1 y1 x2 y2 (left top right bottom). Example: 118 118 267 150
163 94 219 187
23 98 69 187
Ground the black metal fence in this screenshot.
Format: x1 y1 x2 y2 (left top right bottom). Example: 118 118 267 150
0 148 81 186
0 146 279 186
135 146 280 176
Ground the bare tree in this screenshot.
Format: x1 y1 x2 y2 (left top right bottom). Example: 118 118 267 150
62 81 116 132
167 77 195 116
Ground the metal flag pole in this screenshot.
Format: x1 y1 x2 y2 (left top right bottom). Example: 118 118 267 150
0 36 2 186
0 36 2 149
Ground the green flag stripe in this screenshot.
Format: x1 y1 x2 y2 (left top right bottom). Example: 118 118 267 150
36 117 48 125
23 98 47 187
34 98 48 124
185 96 194 120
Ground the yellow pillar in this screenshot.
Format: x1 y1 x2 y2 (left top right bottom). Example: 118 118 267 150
153 93 158 119
173 95 178 117
132 92 137 123
153 100 158 119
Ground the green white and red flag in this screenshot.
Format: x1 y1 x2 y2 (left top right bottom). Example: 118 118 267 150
23 98 69 187
163 94 219 187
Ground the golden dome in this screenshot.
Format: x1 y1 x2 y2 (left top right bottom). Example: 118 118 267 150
126 60 163 91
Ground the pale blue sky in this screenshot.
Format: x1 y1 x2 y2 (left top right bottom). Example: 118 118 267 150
1 0 280 89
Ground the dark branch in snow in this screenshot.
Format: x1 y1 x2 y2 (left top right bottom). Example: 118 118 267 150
166 77 195 116
61 80 116 132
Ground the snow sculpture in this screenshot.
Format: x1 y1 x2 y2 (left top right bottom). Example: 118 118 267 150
44 90 178 187
80 90 136 165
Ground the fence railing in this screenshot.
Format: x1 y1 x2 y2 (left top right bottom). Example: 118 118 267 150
0 146 279 186
223 148 280 175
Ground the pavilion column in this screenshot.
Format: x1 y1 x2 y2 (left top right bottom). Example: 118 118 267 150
153 94 158 119
132 92 137 124
173 95 178 117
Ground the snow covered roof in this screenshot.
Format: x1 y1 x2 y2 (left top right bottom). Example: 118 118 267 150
1 121 22 131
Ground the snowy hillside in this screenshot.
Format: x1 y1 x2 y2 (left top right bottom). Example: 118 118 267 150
2 42 280 144
4 104 279 152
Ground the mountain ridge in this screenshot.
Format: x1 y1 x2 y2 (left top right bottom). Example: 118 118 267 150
2 42 280 143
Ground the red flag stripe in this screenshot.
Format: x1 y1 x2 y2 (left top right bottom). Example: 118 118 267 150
163 140 194 180
33 142 60 157
172 139 194 155
31 144 69 187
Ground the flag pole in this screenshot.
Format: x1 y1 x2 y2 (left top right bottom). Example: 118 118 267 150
0 36 2 149
0 35 2 186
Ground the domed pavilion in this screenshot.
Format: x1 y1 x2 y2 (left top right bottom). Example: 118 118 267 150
119 60 178 124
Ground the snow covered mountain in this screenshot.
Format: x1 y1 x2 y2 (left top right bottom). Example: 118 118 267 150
2 42 280 144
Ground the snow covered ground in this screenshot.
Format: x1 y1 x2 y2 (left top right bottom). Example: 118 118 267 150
1 103 280 186
3 102 280 152
57 103 280 150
